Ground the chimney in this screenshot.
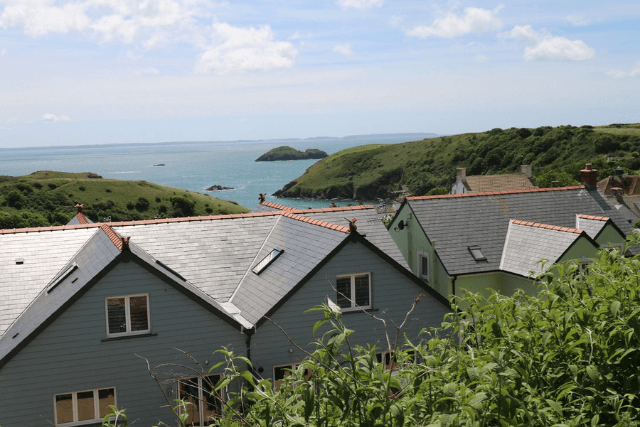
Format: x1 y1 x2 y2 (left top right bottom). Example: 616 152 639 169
456 168 466 181
120 236 130 250
611 187 624 204
520 165 532 179
580 163 598 188
74 203 84 214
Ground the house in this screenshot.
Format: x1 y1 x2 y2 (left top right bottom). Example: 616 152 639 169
389 166 631 301
0 205 450 426
597 168 640 221
450 165 536 195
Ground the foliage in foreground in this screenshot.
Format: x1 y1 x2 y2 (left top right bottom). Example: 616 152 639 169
204 242 640 426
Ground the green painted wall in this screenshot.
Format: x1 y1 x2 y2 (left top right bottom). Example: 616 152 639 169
559 236 599 264
595 224 626 248
389 205 450 297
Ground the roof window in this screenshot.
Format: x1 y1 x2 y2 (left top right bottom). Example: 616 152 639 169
252 249 283 275
468 246 487 261
47 263 79 294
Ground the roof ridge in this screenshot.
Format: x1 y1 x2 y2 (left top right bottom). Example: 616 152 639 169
260 200 296 211
407 185 585 201
0 211 284 234
76 212 90 225
100 224 124 250
290 205 375 214
511 219 583 235
577 214 610 221
282 212 350 233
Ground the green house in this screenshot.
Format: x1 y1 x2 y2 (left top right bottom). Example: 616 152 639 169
388 185 631 301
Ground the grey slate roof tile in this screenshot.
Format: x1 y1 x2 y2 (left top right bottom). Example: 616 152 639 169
408 188 633 276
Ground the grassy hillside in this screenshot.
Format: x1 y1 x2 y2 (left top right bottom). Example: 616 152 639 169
0 171 249 229
274 124 640 200
256 146 328 161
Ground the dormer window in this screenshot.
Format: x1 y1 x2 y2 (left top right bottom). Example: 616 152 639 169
252 249 283 275
468 246 486 261
106 295 150 337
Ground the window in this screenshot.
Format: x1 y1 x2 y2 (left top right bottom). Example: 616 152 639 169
54 388 115 426
252 249 284 275
336 273 371 311
178 375 222 426
468 246 486 261
571 260 591 281
376 351 397 371
418 253 429 281
273 364 312 391
105 294 150 337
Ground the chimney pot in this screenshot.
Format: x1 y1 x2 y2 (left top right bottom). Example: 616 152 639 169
74 203 84 214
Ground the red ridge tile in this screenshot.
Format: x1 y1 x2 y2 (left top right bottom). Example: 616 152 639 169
511 219 583 234
408 185 585 201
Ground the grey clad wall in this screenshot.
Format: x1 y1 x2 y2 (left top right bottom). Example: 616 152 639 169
250 239 449 381
0 261 244 427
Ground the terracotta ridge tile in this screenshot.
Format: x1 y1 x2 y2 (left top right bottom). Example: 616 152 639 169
577 214 609 221
511 219 583 234
282 212 350 233
76 212 90 225
288 205 374 214
260 200 296 211
408 185 585 201
100 224 124 251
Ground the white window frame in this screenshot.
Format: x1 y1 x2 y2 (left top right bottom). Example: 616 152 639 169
53 387 116 427
273 363 312 391
178 375 223 426
417 251 429 282
105 294 151 337
376 351 397 371
335 273 372 312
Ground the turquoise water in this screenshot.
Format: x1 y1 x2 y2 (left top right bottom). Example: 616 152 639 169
0 134 434 210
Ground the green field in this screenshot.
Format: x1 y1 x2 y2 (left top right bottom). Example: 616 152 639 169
275 124 640 200
0 171 249 229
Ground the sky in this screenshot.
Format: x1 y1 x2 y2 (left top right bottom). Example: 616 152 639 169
0 0 638 147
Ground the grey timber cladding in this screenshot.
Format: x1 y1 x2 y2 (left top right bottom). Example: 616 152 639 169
113 215 279 300
0 227 98 336
299 209 410 270
250 240 450 381
408 188 634 276
0 229 121 365
0 260 245 427
231 216 348 324
500 223 584 277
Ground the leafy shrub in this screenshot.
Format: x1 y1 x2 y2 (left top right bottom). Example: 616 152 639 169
79 186 86 191
106 188 112 193
170 196 196 217
126 201 134 210
48 183 57 190
135 197 150 212
155 197 161 203
5 191 23 209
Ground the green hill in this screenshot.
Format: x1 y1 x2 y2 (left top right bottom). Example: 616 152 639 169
256 146 328 161
274 124 640 200
0 171 249 229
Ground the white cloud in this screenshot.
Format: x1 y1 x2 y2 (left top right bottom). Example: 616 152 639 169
333 43 353 56
0 1 91 37
406 5 503 39
337 0 383 10
43 113 71 122
0 48 6 56
195 22 297 74
501 25 595 61
565 15 590 26
606 62 640 79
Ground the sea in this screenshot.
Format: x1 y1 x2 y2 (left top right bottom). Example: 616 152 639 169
0 133 436 210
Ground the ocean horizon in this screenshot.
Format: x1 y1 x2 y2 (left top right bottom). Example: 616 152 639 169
0 133 437 210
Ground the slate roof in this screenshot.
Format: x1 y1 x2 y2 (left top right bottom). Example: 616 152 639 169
500 220 592 277
231 215 350 324
402 186 634 276
464 174 536 193
576 214 609 240
252 202 408 269
598 175 640 196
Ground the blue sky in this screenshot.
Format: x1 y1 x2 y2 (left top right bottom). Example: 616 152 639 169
0 0 638 147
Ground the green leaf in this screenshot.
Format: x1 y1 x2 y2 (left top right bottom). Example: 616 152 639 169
611 300 621 317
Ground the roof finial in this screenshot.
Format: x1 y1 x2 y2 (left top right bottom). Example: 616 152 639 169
75 203 84 214
344 216 358 233
259 193 266 203
121 236 130 250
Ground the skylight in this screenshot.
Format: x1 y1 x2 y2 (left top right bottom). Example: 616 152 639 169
47 263 79 294
252 249 284 275
468 246 487 261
